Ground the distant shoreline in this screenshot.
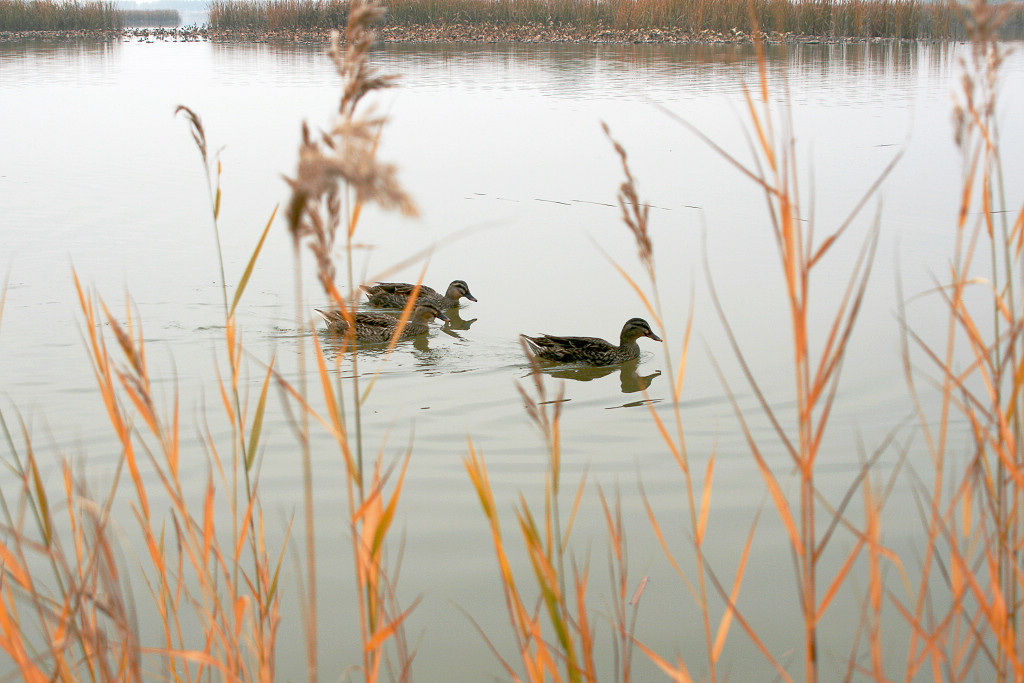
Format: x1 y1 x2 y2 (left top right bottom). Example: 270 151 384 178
0 24 953 45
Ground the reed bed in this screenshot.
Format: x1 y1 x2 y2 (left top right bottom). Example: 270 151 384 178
208 0 348 31
0 0 123 30
3 0 1024 681
206 0 1024 39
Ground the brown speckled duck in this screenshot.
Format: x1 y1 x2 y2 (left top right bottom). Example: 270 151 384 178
315 302 449 342
361 280 477 309
521 318 662 365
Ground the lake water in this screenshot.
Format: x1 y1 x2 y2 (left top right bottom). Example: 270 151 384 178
2 35 1024 680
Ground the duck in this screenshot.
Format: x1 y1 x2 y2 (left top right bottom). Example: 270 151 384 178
315 302 449 342
520 318 662 365
361 280 477 309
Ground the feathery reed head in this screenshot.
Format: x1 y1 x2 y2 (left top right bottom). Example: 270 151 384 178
603 122 653 277
284 1 417 298
175 104 208 167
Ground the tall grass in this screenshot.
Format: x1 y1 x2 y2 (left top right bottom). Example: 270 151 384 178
206 0 1024 39
460 1 1023 682
208 0 348 31
0 1 418 680
278 0 420 678
898 0 1024 679
0 0 123 31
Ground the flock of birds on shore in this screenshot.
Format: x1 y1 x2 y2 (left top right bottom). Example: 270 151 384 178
314 279 662 366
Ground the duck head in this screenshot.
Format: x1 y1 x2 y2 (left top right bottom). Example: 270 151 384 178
446 280 478 303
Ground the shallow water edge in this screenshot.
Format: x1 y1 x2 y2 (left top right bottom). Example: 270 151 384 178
0 24 967 45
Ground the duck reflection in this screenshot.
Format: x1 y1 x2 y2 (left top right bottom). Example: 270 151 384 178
441 307 477 336
316 327 442 358
531 357 660 394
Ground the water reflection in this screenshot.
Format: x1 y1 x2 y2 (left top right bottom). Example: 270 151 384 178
317 328 453 374
441 307 477 332
0 38 961 109
0 40 123 87
363 39 957 102
528 357 661 394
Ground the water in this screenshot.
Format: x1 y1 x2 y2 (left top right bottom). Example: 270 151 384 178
2 35 1024 680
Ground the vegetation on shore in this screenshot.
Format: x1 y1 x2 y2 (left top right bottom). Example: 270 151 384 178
5 0 1023 41
3 0 1024 681
0 0 123 30
0 0 182 31
206 0 1024 40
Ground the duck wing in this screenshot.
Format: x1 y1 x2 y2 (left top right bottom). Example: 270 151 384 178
543 335 614 351
365 282 439 297
526 334 616 362
355 311 402 328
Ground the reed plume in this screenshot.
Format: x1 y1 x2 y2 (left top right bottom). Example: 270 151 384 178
285 10 416 300
277 3 422 680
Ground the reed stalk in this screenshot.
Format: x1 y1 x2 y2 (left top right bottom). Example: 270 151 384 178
281 0 419 679
464 360 607 683
596 15 908 680
898 1 1024 680
0 179 284 682
690 31 900 680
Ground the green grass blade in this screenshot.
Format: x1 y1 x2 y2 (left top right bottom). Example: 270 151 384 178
230 205 278 318
245 358 275 471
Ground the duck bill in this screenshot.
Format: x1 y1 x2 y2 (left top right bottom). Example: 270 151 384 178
648 331 663 342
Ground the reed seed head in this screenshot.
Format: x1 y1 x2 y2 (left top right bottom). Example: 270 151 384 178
285 1 418 297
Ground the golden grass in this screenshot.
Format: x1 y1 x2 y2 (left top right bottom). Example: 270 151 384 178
896 2 1024 678
3 0 1024 680
208 0 349 31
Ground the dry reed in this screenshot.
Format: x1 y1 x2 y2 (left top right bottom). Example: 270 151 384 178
898 0 1024 680
464 350 636 683
280 0 421 679
0 0 123 30
205 0 1024 39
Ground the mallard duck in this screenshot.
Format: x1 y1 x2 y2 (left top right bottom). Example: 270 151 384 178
521 318 662 365
315 302 449 342
361 280 477 309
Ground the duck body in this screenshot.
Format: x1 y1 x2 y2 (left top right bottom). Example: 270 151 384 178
315 302 448 342
362 280 477 309
521 318 662 366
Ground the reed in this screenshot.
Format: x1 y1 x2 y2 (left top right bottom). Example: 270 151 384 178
204 0 1024 39
0 1 418 680
0 0 123 30
461 2 1019 681
898 1 1024 679
277 0 420 678
208 0 348 30
0 135 283 681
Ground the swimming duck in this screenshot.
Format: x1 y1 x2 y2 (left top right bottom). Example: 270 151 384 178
361 280 477 309
521 318 662 365
315 302 449 342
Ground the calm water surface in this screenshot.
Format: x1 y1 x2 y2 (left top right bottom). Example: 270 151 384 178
2 36 1024 679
